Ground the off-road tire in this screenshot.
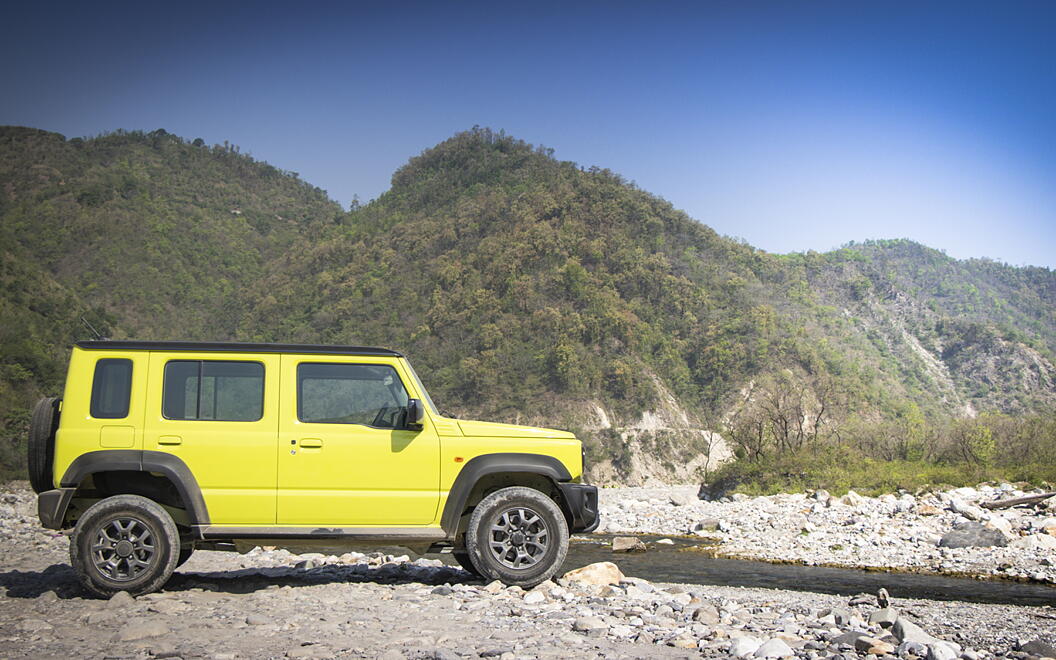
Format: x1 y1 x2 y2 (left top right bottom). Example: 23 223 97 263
27 397 60 494
452 550 482 577
465 486 568 587
70 495 181 598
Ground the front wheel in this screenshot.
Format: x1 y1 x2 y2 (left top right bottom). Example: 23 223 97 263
69 495 181 598
464 486 568 588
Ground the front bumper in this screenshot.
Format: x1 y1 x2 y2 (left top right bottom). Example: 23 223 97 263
557 482 600 533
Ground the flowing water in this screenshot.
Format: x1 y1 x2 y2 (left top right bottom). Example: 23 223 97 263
440 534 1056 607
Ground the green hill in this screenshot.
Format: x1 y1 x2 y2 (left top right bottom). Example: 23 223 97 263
2 126 1054 486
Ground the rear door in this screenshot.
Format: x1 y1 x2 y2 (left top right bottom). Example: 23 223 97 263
276 354 440 526
144 351 279 525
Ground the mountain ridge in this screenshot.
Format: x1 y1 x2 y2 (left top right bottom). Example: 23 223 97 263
1 125 1053 484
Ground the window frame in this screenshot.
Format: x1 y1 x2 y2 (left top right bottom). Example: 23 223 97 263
295 362 411 429
161 359 266 422
90 358 133 419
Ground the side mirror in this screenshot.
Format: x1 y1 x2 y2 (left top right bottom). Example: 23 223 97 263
404 399 423 431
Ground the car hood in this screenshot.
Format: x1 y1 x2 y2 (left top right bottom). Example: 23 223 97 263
457 419 576 440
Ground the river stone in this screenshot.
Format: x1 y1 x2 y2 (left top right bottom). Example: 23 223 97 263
668 633 697 649
115 619 171 641
729 636 762 658
108 590 136 608
927 641 960 660
693 519 721 532
1020 639 1056 657
854 636 894 654
937 522 1009 548
899 641 929 657
692 603 721 625
893 618 939 645
669 492 695 506
868 607 899 628
949 497 988 522
18 618 53 632
754 638 794 657
572 616 608 637
611 536 647 552
1010 534 1056 550
563 562 624 586
840 490 864 506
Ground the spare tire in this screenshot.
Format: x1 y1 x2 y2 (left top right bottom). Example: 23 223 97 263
28 397 61 494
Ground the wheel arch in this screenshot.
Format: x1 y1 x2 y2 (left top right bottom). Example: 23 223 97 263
57 450 210 528
440 453 573 537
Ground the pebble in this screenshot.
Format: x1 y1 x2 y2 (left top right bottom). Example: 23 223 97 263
597 484 1056 584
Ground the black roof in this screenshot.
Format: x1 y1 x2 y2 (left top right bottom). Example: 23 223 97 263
75 340 403 357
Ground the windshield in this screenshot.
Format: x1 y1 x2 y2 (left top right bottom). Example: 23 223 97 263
402 359 439 416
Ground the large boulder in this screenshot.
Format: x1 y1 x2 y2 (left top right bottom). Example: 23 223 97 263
937 522 1009 548
561 562 624 586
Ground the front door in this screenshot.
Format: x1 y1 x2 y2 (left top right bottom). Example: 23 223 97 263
276 355 440 526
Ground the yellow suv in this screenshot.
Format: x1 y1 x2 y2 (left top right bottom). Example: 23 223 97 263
30 341 598 597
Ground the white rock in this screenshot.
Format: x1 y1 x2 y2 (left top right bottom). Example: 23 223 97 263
522 591 546 605
729 636 763 657
754 638 794 657
1010 534 1056 551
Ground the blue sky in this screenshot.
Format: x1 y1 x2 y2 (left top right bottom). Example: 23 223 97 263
3 1 1054 267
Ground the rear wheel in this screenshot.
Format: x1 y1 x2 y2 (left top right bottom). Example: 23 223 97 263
464 486 568 588
27 397 60 494
69 494 180 598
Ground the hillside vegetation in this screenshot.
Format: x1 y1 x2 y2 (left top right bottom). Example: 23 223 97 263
2 126 1054 487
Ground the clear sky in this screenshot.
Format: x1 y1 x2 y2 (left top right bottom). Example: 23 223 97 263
3 1 1054 267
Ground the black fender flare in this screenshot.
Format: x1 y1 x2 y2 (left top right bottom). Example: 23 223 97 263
59 450 210 526
439 452 572 535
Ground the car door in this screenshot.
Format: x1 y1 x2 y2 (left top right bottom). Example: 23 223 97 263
276 354 440 526
144 351 279 525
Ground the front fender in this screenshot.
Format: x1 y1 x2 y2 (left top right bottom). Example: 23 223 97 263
439 453 572 534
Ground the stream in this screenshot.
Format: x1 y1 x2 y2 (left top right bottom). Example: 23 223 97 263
438 534 1056 607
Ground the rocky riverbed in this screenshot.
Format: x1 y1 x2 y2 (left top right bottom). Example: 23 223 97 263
1 484 1054 659
596 484 1056 585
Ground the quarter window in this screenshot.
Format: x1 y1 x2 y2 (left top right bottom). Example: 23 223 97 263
297 363 409 428
162 360 264 421
90 359 133 419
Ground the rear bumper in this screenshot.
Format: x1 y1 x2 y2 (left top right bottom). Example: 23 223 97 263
37 488 75 530
557 482 600 533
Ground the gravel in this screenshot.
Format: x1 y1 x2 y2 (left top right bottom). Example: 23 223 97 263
596 483 1056 584
1 483 1054 658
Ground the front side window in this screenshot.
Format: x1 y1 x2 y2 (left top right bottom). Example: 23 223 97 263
297 363 409 429
91 358 133 419
162 360 264 421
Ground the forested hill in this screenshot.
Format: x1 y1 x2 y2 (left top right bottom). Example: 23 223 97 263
2 126 1054 484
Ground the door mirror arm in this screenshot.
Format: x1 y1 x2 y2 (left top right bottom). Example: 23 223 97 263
403 399 424 431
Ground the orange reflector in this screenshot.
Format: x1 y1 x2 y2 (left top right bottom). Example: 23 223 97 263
454 456 464 463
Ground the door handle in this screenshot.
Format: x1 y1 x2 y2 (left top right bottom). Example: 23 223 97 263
299 438 323 448
158 435 182 446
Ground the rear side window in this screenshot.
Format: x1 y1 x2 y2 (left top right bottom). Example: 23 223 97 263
162 360 264 421
297 363 409 428
90 359 133 419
